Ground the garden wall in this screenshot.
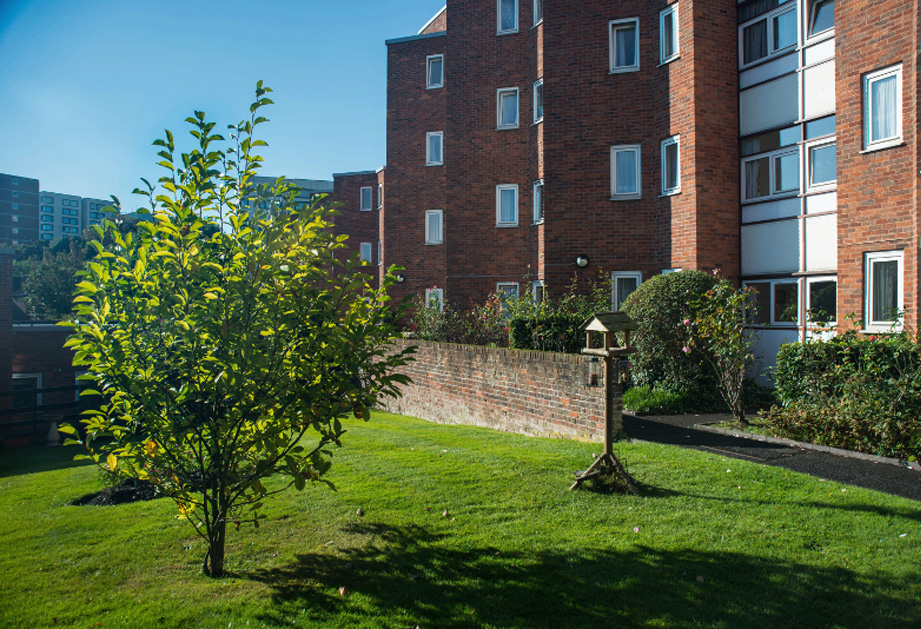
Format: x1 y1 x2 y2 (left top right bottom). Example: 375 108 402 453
381 339 618 442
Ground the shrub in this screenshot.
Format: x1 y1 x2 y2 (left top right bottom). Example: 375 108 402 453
620 270 716 394
623 386 697 414
508 313 585 353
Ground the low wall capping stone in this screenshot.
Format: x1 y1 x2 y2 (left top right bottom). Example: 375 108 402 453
381 339 620 443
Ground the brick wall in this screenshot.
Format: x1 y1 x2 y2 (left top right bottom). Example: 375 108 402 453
12 326 80 409
0 249 12 411
381 338 621 443
328 171 382 288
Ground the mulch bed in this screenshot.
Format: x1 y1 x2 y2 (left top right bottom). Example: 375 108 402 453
71 479 163 506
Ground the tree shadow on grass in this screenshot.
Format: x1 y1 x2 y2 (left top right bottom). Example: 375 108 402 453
246 521 921 629
0 444 92 478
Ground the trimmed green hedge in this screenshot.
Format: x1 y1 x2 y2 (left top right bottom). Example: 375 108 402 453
508 313 585 354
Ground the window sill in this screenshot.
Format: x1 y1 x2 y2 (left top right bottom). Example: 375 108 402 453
496 223 519 228
657 55 680 67
862 325 903 334
609 67 640 75
532 220 544 226
424 241 443 246
741 192 799 205
861 140 905 154
359 208 372 212
611 194 641 201
426 85 443 90
659 189 681 198
426 162 443 167
497 29 518 36
532 118 543 126
496 125 520 131
804 29 834 46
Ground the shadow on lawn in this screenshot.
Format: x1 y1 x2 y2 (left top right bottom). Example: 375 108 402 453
246 521 921 629
0 444 92 478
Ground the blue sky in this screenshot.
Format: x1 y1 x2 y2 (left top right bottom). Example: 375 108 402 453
0 0 445 209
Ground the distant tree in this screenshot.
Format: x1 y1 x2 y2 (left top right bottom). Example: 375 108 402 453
60 82 413 577
16 239 88 321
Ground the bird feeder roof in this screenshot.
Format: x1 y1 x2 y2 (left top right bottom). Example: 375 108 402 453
581 311 639 333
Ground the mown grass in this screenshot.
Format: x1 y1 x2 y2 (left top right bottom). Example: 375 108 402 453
1 411 919 628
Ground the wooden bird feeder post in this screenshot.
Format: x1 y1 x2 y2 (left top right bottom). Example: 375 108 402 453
570 311 640 494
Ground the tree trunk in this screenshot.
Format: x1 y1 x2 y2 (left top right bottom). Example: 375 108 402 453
203 515 227 578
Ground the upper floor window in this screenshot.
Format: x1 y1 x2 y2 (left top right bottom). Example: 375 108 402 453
611 145 641 199
533 0 543 25
533 180 544 223
498 0 517 34
427 132 444 165
360 186 372 211
612 272 642 310
807 0 834 38
10 178 18 185
11 190 18 198
739 1 796 67
660 5 679 64
41 195 53 203
661 135 680 195
806 141 836 191
742 147 799 201
533 79 543 123
426 55 444 89
864 65 902 151
360 242 372 264
497 88 519 129
426 209 443 244
610 19 639 73
496 184 519 227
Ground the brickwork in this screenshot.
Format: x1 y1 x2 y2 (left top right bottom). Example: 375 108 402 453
381 338 622 443
836 0 919 329
0 250 12 411
420 6 447 34
11 326 80 409
328 171 382 287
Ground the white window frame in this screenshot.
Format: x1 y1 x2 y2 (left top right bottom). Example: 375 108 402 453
612 271 643 310
659 4 679 65
360 186 372 211
805 139 836 192
425 288 444 312
609 18 640 73
865 251 904 330
426 54 444 89
741 147 800 202
496 184 519 227
533 0 543 26
12 372 42 408
806 0 834 40
498 0 518 35
738 3 797 69
806 276 837 325
426 131 444 166
377 183 383 208
661 135 680 196
610 145 642 200
532 179 544 224
425 209 444 245
497 88 520 130
533 79 543 123
863 65 903 152
359 242 373 264
744 279 801 327
377 240 382 266
497 282 520 300
532 280 545 303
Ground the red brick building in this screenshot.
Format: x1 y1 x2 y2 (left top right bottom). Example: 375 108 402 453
326 0 919 368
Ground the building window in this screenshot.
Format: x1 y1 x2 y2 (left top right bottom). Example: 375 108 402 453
12 373 42 409
611 145 641 199
498 0 517 34
806 277 837 324
11 190 18 198
660 4 679 64
612 272 642 310
425 288 444 312
11 228 18 235
533 0 543 25
807 141 836 191
864 65 902 151
532 280 545 303
377 184 383 209
11 203 18 211
426 55 444 89
377 240 382 266
10 177 18 185
533 79 543 123
360 242 373 264
661 135 680 195
533 180 544 223
496 184 519 227
740 2 796 67
497 282 520 302
41 224 53 231
426 132 444 165
742 148 799 201
41 233 53 241
41 196 53 203
11 215 18 222
41 205 54 213
610 19 640 73
866 251 903 329
425 209 443 244
746 280 800 326
497 88 519 129
41 215 53 222
360 186 372 211
807 0 834 38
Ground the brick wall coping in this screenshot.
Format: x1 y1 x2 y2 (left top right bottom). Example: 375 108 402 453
386 31 447 46
392 337 588 364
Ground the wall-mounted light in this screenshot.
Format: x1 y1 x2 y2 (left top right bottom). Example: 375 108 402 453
575 255 589 268
395 273 405 283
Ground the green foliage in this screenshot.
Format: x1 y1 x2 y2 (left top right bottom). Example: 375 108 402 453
766 331 921 459
408 292 508 346
620 270 717 395
688 279 759 424
623 386 694 414
15 239 89 321
58 83 413 578
508 313 586 353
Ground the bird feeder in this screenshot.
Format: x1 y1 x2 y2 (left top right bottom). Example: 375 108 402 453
570 311 640 493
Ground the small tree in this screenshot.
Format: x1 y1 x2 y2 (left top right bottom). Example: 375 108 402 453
689 278 758 425
60 83 413 577
16 239 89 321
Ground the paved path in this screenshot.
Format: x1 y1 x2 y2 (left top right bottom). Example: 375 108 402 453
623 413 921 502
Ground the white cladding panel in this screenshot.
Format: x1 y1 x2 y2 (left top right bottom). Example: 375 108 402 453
742 197 800 223
740 74 799 136
741 219 801 274
739 53 798 89
805 214 837 271
803 60 836 120
804 37 835 65
805 191 837 214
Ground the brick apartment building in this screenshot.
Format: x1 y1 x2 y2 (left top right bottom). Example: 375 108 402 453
323 0 918 367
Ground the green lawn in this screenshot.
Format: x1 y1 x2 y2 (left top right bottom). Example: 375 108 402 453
1 411 919 628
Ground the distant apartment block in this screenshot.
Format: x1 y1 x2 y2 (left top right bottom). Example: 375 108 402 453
0 174 40 246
